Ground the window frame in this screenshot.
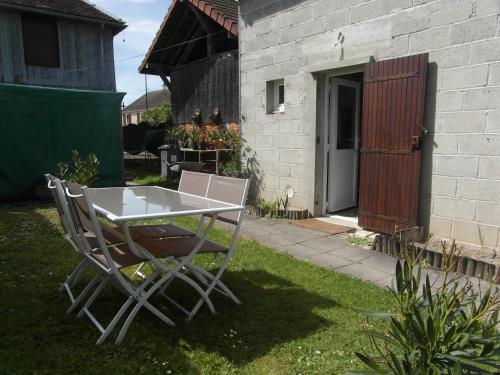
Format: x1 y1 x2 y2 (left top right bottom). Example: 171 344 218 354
273 80 285 113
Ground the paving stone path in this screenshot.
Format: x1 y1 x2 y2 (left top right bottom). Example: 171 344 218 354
238 214 490 293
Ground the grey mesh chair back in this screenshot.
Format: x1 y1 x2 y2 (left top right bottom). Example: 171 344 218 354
178 171 211 197
206 175 249 225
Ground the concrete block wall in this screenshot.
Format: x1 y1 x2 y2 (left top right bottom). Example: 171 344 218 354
239 0 500 248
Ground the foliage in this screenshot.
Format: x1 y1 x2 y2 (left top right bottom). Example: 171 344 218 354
188 126 202 143
219 128 251 178
57 150 99 186
166 126 189 145
276 194 289 211
0 204 395 374
256 197 277 216
351 241 500 375
347 236 372 248
142 101 170 126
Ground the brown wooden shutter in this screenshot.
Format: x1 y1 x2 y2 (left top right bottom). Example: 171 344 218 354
358 54 428 234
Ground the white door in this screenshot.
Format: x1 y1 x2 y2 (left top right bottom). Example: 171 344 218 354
327 78 361 213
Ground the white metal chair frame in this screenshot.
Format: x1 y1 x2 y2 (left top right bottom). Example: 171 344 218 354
45 174 95 312
62 181 178 345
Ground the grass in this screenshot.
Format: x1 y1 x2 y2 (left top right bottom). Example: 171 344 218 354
124 158 177 189
346 236 372 248
0 204 396 374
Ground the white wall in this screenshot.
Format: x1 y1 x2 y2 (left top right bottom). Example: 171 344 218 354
239 0 500 247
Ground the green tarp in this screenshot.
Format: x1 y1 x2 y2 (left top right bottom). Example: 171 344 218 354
0 83 125 200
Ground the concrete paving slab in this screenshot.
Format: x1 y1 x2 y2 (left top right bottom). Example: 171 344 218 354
282 243 329 260
329 245 375 262
309 252 356 269
300 235 347 252
335 262 392 287
259 234 296 249
236 215 487 293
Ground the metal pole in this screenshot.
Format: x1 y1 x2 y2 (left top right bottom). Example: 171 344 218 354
145 74 149 110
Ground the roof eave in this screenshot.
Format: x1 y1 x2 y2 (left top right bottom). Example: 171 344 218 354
139 0 237 75
0 2 127 34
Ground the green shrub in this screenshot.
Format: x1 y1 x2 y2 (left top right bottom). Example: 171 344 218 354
351 242 499 375
57 150 99 186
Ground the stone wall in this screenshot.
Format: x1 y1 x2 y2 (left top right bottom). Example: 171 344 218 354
239 0 500 247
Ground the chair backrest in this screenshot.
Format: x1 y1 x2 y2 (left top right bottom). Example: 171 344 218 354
45 174 65 224
52 179 88 256
65 181 95 232
205 175 249 225
178 171 211 197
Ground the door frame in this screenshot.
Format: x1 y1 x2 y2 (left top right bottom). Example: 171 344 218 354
323 76 362 214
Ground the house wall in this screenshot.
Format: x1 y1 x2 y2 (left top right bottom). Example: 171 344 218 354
0 8 117 91
239 0 500 248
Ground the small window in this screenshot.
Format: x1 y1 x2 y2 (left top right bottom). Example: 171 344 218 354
266 79 285 114
22 14 60 68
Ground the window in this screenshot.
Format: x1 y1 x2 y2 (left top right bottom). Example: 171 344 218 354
266 79 285 113
22 14 60 67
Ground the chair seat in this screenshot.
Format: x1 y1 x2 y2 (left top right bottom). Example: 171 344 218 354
98 224 194 245
90 245 144 269
129 224 194 240
135 237 228 258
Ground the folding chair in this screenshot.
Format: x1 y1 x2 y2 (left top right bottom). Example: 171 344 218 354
45 174 96 309
62 181 177 345
132 175 249 323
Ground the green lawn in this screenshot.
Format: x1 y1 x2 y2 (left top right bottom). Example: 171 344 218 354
0 205 395 374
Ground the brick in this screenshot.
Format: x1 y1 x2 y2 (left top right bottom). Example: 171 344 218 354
312 0 344 19
350 1 380 24
470 38 500 64
255 135 273 148
464 87 500 110
434 91 464 112
442 65 489 90
429 215 453 238
458 134 500 156
438 111 486 133
260 148 279 162
450 15 497 45
299 19 323 39
434 155 479 177
279 119 299 134
378 35 409 58
428 44 470 69
479 157 500 178
279 149 303 163
377 0 412 15
273 135 308 149
476 0 500 17
433 134 458 154
430 1 473 28
486 110 500 133
452 220 499 247
324 9 349 31
431 175 457 196
289 5 313 25
488 62 500 85
434 197 476 221
410 27 449 53
281 25 300 44
477 202 500 225
393 9 430 36
457 179 500 202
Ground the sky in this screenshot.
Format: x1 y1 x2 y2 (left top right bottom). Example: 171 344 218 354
92 0 172 105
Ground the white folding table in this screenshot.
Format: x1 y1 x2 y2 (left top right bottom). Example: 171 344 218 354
85 185 245 342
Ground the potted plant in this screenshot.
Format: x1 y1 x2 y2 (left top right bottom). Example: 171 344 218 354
190 126 202 150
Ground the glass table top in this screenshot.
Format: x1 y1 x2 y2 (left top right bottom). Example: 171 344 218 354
87 186 242 222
